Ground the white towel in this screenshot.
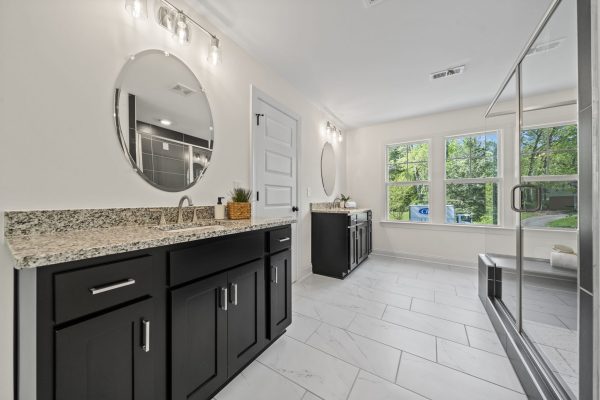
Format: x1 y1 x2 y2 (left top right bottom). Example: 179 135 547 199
550 251 578 270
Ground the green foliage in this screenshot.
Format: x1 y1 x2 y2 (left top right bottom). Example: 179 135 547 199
446 183 498 224
339 194 351 202
446 133 497 179
388 185 429 221
387 142 429 182
548 215 578 229
386 127 578 228
229 187 252 203
521 125 577 176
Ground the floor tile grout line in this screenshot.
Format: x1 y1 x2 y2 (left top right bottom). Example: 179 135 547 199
295 304 505 358
395 351 403 383
344 368 361 400
464 324 471 347
400 350 527 395
287 326 405 385
255 358 321 397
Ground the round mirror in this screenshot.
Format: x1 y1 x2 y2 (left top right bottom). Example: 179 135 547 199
114 50 214 192
321 142 336 196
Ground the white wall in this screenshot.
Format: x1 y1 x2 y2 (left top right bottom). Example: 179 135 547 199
0 0 346 398
346 99 578 267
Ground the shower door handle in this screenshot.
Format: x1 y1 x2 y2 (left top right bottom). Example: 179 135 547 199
510 184 542 212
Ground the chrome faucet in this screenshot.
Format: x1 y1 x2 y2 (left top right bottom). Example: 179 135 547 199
177 195 194 224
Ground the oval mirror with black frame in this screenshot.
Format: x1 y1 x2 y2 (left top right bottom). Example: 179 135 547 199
321 142 336 196
114 50 214 192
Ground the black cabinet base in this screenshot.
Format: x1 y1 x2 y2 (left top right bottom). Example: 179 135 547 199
311 211 372 280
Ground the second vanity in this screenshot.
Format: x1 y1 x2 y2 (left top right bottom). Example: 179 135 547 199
8 207 294 400
311 204 372 279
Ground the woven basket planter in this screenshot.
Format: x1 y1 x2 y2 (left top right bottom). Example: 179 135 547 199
227 202 251 220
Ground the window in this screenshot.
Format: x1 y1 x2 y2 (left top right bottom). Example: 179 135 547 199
385 141 430 222
445 132 499 225
520 124 578 229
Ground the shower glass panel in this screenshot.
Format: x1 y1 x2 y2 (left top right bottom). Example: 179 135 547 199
520 0 579 396
484 73 519 322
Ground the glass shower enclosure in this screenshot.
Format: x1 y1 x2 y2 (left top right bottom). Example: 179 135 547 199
482 0 589 398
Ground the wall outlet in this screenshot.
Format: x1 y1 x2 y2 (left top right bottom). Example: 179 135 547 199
306 187 311 197
233 180 241 188
162 142 169 151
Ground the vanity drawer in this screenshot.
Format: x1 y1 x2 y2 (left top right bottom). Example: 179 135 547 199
54 255 153 324
269 226 292 254
169 232 264 286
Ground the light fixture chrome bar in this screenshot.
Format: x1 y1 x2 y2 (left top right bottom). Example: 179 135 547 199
160 0 218 39
484 0 562 118
486 99 577 118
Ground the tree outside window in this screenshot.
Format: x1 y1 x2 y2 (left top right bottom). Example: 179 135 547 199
520 124 578 229
386 142 430 222
445 132 499 225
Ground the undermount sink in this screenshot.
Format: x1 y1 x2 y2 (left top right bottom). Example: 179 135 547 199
157 224 227 233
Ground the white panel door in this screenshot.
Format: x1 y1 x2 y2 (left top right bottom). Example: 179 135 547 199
252 90 299 282
253 99 297 219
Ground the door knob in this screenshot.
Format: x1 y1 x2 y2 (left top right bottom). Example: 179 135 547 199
292 206 299 212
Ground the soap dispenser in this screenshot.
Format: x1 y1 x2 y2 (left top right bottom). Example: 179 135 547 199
215 197 226 220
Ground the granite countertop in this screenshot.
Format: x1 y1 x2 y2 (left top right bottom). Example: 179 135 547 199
311 208 371 215
6 217 295 269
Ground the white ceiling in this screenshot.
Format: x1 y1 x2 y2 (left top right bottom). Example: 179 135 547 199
186 0 557 128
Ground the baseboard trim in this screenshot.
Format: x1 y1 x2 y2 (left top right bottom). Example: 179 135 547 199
371 249 478 270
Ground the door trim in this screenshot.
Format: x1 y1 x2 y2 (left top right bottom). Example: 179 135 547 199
250 86 301 282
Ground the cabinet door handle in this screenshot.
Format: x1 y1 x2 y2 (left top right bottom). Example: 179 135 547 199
89 278 135 295
279 237 291 243
230 283 238 306
220 287 228 311
272 266 279 284
142 320 150 352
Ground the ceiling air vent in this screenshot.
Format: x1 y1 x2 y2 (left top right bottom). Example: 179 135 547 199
526 38 564 56
430 65 465 81
170 83 196 96
363 0 387 8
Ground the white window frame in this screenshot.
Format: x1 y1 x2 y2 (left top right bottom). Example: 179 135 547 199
384 139 431 223
520 121 578 230
444 130 502 226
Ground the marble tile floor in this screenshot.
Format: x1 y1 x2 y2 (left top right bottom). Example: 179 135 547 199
214 255 528 400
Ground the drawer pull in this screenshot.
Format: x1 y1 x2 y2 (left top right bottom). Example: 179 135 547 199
142 320 150 352
220 287 228 311
89 278 136 295
230 283 238 306
279 237 291 243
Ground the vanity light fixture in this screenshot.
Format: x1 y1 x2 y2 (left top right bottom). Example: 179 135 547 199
325 121 343 143
157 0 222 65
174 11 191 45
125 0 147 19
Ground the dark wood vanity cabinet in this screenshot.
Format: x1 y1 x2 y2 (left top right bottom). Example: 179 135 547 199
55 298 155 400
19 225 292 400
312 211 372 279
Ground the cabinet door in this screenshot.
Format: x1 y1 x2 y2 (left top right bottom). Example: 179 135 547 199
227 260 266 376
349 226 358 270
55 298 154 400
359 224 368 262
268 250 292 339
171 273 228 400
367 220 373 254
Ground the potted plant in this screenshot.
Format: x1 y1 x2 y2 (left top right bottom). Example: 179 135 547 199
339 194 350 208
228 188 252 220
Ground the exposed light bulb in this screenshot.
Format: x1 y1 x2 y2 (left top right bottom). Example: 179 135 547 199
174 12 190 45
208 37 222 65
125 0 147 19
338 130 343 143
159 119 172 126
